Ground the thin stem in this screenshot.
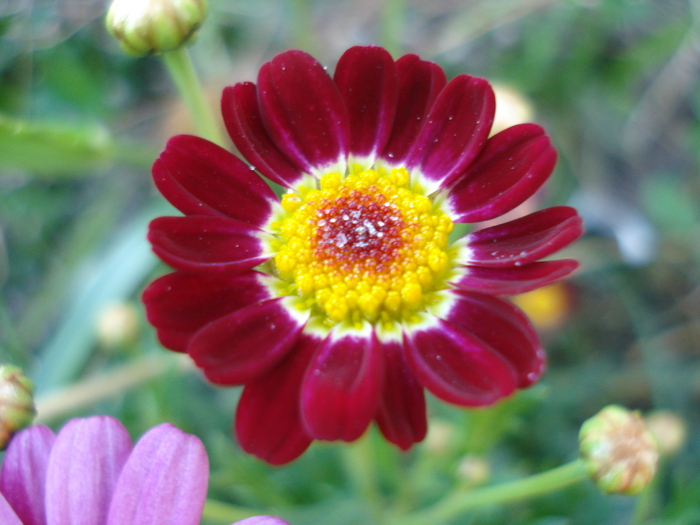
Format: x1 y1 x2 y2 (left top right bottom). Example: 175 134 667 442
342 432 385 524
161 48 226 146
34 353 192 423
390 459 589 525
380 0 405 57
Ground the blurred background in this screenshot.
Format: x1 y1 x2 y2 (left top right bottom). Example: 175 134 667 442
1 0 699 523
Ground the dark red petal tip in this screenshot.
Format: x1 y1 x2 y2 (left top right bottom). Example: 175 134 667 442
257 50 350 174
405 318 517 406
334 46 398 168
301 327 384 442
406 75 495 191
153 135 276 227
142 271 270 353
445 290 546 388
447 124 557 223
222 83 304 188
380 54 447 166
452 259 579 296
463 206 583 267
235 334 319 465
375 337 427 449
189 298 307 385
148 216 269 273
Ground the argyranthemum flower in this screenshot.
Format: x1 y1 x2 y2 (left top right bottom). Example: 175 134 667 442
143 46 583 465
0 416 208 524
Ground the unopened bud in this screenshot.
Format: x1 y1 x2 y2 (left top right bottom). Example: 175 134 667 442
579 405 658 495
645 411 686 457
106 0 208 56
456 455 490 485
0 365 36 449
96 302 140 348
423 419 456 456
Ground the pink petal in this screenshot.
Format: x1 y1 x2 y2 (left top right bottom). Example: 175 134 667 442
142 271 270 352
446 124 557 223
404 317 517 406
106 424 208 525
452 259 579 295
0 493 23 525
45 417 132 525
301 326 384 442
443 290 546 388
148 216 269 273
222 82 304 188
380 54 447 166
0 425 56 525
232 518 291 525
406 75 495 191
235 333 320 465
189 298 308 385
153 135 276 227
257 50 349 174
374 337 427 450
461 206 583 267
333 46 398 169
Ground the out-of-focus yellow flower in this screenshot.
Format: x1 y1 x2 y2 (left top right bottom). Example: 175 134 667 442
579 405 658 495
512 283 572 332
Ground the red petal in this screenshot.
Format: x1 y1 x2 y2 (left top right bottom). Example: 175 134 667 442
462 206 583 267
142 271 270 352
300 326 383 442
380 55 447 166
374 337 427 450
189 298 308 385
334 46 398 169
257 50 349 174
235 333 320 465
148 216 269 273
444 290 546 388
404 316 517 406
452 259 579 295
222 83 304 188
446 124 557 223
153 135 276 227
406 75 495 191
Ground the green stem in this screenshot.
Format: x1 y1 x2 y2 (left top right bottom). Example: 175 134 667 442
161 48 226 146
201 499 261 524
390 459 589 525
342 433 385 524
380 0 405 57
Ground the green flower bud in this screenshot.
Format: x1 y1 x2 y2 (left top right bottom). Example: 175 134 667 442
0 365 36 450
579 405 658 495
106 0 208 56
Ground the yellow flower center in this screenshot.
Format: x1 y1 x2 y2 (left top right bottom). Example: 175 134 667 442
268 167 454 326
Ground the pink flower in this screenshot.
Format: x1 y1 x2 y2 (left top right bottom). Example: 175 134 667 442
0 416 208 524
143 46 583 465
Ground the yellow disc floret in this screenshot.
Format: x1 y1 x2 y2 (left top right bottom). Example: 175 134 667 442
270 167 454 327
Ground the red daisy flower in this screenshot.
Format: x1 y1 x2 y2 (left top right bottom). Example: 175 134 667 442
143 46 583 465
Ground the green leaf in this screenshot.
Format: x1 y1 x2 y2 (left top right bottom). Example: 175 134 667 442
0 114 114 177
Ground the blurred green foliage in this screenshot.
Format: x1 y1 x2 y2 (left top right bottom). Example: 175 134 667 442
1 0 700 523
